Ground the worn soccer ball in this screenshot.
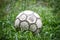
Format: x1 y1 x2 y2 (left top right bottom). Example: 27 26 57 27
14 10 42 34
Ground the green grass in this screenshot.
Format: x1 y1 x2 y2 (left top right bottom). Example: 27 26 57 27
0 1 60 40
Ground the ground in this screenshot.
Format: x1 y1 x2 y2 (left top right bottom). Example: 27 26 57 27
0 0 60 40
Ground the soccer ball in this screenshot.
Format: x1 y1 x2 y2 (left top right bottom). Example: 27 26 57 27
14 10 42 34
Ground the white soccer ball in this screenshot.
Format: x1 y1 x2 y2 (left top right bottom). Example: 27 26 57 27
14 10 42 34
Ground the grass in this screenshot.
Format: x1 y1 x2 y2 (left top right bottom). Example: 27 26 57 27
0 1 59 40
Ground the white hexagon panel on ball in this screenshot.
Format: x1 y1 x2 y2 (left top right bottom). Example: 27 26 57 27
14 10 42 34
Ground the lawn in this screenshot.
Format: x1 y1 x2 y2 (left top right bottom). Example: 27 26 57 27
0 0 60 40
